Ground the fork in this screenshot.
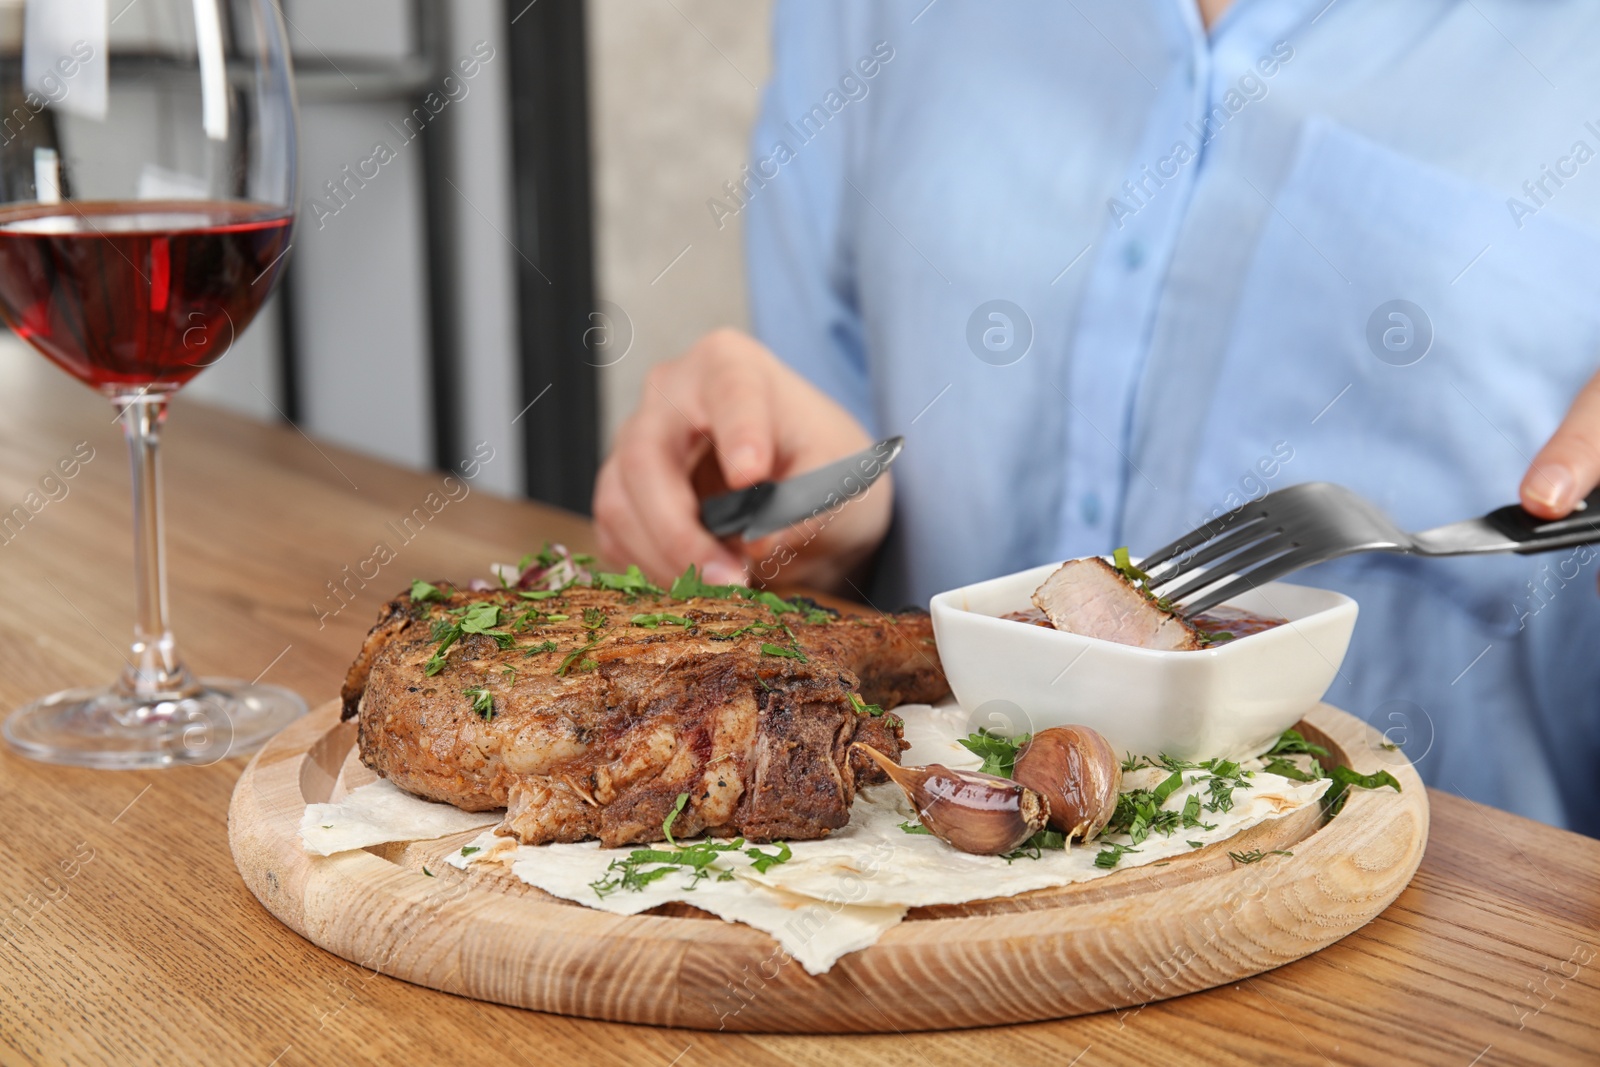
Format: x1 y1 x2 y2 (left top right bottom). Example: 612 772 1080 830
1138 481 1600 617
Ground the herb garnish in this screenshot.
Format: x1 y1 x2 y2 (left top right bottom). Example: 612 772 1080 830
1111 546 1152 585
556 636 601 675
848 693 885 717
667 564 833 622
549 611 609 675
424 623 462 676
1102 760 1245 845
707 621 784 642
1203 767 1241 809
1322 765 1401 816
588 792 792 897
464 687 494 720
1203 760 1249 813
898 820 932 835
460 845 481 857
1229 849 1294 865
1094 842 1142 868
759 622 809 662
1105 785 1176 844
631 613 693 629
1261 756 1321 783
1181 794 1217 831
958 729 1030 778
458 601 508 631
513 602 572 629
424 602 514 676
743 589 801 616
661 791 690 845
1002 828 1068 862
522 640 558 657
669 565 742 601
1106 545 1183 614
1260 728 1399 816
422 867 434 877
1152 769 1185 804
745 842 792 874
593 564 665 597
410 578 445 602
1266 728 1330 759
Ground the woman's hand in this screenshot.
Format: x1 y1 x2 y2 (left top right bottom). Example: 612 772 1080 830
593 329 892 593
1521 367 1600 519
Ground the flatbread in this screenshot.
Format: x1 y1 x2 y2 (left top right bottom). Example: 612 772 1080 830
304 702 1328 972
443 829 906 976
300 778 500 856
736 768 1325 908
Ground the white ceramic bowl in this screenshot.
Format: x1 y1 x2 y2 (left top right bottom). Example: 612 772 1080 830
928 561 1358 761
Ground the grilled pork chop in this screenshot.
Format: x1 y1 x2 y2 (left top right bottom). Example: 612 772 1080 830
1031 557 1202 651
342 581 948 846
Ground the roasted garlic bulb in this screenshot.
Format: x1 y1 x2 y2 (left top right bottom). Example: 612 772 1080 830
1010 725 1122 841
852 743 1048 855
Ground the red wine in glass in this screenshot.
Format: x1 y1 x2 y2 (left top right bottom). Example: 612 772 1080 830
1 0 304 769
0 200 293 390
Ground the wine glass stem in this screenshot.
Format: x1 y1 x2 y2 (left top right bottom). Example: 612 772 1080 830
113 393 197 700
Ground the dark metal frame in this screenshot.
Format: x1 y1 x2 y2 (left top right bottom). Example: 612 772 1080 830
505 0 600 513
415 0 462 471
275 282 301 422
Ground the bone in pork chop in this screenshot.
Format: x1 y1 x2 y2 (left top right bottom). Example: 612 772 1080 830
1031 557 1202 651
342 576 949 847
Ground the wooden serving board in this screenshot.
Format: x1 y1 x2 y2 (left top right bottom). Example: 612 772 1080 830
229 700 1428 1033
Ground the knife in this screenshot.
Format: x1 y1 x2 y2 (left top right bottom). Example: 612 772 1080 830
699 436 904 542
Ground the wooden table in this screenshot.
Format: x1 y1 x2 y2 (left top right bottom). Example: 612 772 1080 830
0 348 1595 1067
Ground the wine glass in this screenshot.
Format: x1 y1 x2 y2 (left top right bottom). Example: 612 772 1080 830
0 0 305 767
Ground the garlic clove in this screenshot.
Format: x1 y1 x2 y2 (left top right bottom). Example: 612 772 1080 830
852 742 1049 855
1011 725 1122 841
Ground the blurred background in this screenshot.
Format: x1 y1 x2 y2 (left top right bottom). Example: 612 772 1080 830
183 0 770 512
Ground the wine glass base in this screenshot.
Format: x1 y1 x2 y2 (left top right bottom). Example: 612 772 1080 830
3 679 307 769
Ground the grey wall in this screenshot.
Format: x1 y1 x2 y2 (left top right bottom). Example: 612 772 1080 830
290 95 437 468
587 0 772 445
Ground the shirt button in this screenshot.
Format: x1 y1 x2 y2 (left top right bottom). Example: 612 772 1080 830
1080 491 1101 525
1123 241 1145 271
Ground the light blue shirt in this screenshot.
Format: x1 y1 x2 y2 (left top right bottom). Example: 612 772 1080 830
744 0 1600 835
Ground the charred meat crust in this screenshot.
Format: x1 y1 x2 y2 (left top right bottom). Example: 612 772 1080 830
340 598 410 720
344 584 948 845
